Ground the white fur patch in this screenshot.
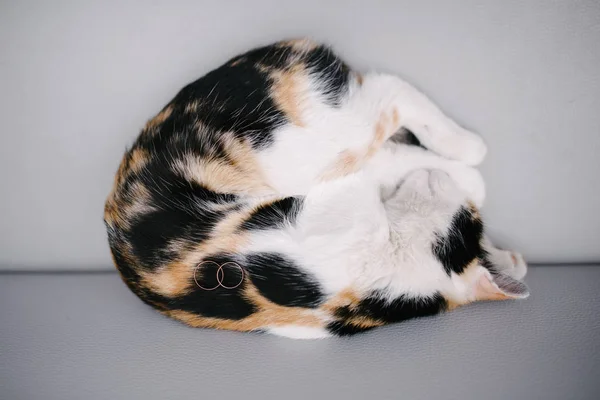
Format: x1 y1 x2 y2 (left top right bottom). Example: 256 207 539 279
268 325 331 339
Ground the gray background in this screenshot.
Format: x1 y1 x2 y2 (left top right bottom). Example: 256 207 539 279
1 0 600 270
2 266 599 399
2 2 600 399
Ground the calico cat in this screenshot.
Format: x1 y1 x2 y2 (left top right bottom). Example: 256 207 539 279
104 38 529 338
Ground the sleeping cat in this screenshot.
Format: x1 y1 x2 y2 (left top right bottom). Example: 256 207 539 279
104 38 529 338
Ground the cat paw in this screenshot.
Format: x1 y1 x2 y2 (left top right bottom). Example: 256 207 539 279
447 165 486 208
437 126 487 166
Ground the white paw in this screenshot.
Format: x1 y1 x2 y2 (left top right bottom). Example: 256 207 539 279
439 127 487 166
447 165 486 208
508 252 528 280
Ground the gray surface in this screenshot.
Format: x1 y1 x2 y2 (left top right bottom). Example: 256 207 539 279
1 1 600 270
1 266 599 400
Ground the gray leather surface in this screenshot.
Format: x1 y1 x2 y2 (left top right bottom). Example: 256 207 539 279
2 1 600 270
2 266 599 400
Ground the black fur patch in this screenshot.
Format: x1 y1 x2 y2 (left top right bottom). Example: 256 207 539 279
236 44 294 70
357 292 446 322
432 206 484 276
326 321 377 336
105 235 173 311
241 197 304 231
170 253 256 320
327 291 447 336
245 252 324 308
304 45 351 106
388 129 425 148
337 292 447 323
479 251 496 272
174 62 284 149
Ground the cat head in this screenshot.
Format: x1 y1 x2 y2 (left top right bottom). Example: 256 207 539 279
386 169 529 309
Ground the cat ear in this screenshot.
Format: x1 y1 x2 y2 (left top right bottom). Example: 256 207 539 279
474 271 530 301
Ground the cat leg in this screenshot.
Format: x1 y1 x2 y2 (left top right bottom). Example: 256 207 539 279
349 73 487 166
318 72 488 203
255 53 485 196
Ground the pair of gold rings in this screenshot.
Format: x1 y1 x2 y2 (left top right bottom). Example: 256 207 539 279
193 261 245 290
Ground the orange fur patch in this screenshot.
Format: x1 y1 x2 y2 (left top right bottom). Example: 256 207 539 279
368 109 401 156
279 38 318 53
129 148 149 173
103 199 120 227
166 307 322 332
144 105 173 130
172 134 273 196
321 288 361 312
392 108 400 126
255 63 272 74
104 150 151 229
123 181 154 219
184 100 199 114
356 73 364 86
230 57 246 66
467 201 482 221
319 109 402 181
444 299 463 311
270 64 308 127
321 288 383 329
344 315 384 330
318 150 361 182
113 152 132 187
